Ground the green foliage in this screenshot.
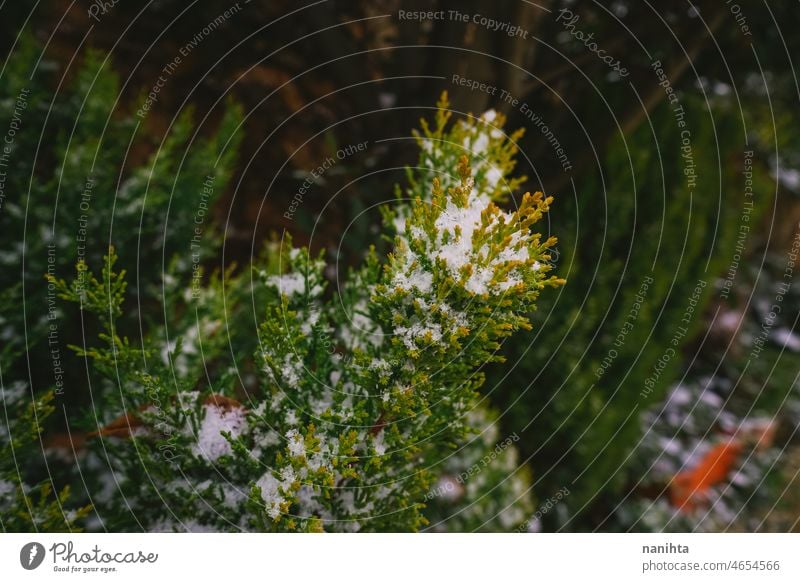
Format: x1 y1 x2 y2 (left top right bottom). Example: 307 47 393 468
0 389 91 531
0 33 243 531
490 93 777 528
423 407 534 532
44 98 560 532
0 32 243 367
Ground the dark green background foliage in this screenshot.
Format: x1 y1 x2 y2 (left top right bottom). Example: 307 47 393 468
489 96 777 526
0 32 242 383
0 34 242 531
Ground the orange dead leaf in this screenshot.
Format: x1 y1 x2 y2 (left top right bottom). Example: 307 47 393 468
89 411 145 439
203 394 243 411
670 440 743 512
44 431 88 458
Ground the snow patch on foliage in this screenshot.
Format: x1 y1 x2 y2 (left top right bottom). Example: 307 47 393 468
265 272 306 296
193 404 247 461
395 321 443 350
0 479 15 498
430 194 528 295
339 300 385 349
286 429 306 458
256 472 285 520
390 250 433 294
486 166 503 189
372 431 387 456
